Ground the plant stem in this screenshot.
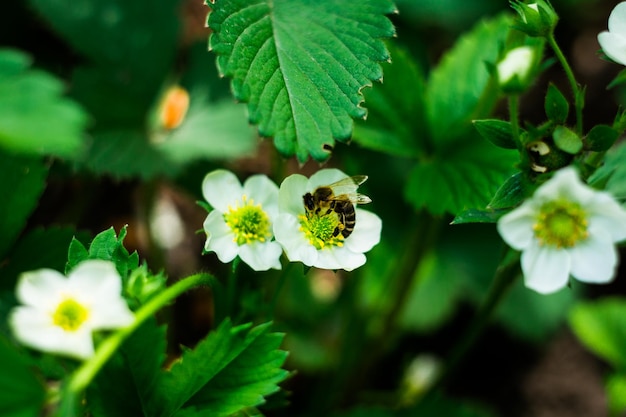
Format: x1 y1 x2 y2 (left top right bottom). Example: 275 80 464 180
508 95 522 150
547 33 583 134
66 272 214 395
268 261 292 319
422 249 520 397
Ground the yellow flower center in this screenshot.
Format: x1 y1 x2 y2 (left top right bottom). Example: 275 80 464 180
298 213 344 250
223 195 272 245
533 199 589 248
52 298 89 332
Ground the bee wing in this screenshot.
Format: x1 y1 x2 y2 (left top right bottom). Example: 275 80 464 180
326 175 368 197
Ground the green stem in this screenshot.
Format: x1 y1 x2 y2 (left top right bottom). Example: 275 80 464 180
268 261 292 318
66 272 214 394
547 33 584 134
227 258 241 317
422 250 520 397
508 95 522 150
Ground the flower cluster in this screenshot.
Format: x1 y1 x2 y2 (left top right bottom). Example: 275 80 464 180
201 169 382 272
497 167 626 294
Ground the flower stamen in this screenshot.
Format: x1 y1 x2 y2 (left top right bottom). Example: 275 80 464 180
298 213 345 250
533 199 589 248
52 298 89 332
224 195 272 245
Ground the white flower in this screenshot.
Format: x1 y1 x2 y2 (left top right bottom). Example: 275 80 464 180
497 167 626 294
9 260 134 360
202 169 282 271
598 2 626 66
274 169 382 271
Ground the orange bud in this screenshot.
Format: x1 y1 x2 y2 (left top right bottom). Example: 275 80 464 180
159 86 190 130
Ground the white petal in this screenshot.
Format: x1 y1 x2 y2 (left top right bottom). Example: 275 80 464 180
202 170 243 212
569 229 618 284
344 209 382 253
273 213 318 266
315 247 366 271
598 32 626 66
244 175 279 219
587 192 626 243
307 168 348 191
204 210 239 263
521 243 571 294
16 269 66 310
608 2 626 36
238 241 283 271
278 174 308 215
9 306 95 360
496 202 536 250
90 299 135 329
67 260 122 303
535 167 594 204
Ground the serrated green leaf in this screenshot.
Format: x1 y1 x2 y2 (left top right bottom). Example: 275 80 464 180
352 42 426 158
0 151 47 260
544 83 569 124
145 320 288 417
67 226 138 279
585 124 618 152
488 172 531 210
552 125 582 154
472 119 516 149
0 49 87 158
208 0 396 162
404 136 517 215
65 238 89 274
88 318 166 417
0 336 45 417
426 14 512 145
569 298 626 370
185 331 289 416
0 227 82 292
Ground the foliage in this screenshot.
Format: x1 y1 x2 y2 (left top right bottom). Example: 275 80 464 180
1 0 626 416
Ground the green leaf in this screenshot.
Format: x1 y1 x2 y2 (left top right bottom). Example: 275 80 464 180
0 49 87 158
352 42 426 158
569 298 626 370
404 136 517 215
0 151 47 260
544 83 569 124
451 208 507 224
607 67 626 90
0 336 45 417
88 318 166 417
145 320 288 417
487 172 532 210
585 124 618 152
208 0 396 162
426 14 512 145
157 99 257 163
472 119 517 149
66 226 138 278
588 141 626 198
552 125 582 154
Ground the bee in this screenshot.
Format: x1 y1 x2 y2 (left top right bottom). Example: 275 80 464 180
303 175 372 238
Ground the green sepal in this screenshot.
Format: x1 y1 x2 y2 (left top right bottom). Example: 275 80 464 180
472 119 517 149
544 83 569 124
487 172 530 209
552 125 582 154
451 207 508 224
585 124 618 152
608 68 626 90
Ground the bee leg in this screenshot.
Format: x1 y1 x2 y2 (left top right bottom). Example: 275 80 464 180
332 227 341 237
